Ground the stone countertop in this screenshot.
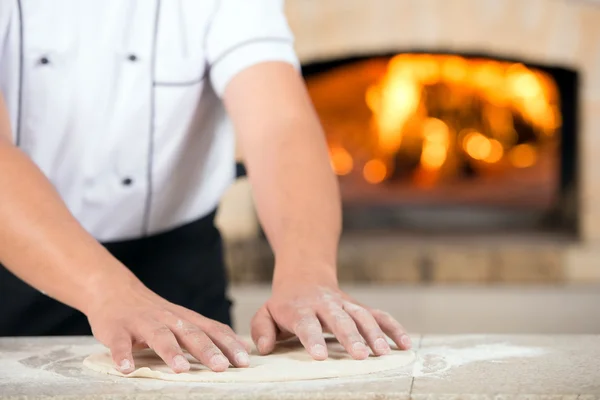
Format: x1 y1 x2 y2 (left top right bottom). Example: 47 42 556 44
0 335 598 399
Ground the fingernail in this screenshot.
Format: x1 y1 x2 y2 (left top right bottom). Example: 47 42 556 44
374 338 390 354
173 355 190 371
119 359 132 372
234 351 250 366
311 344 327 358
401 335 412 348
211 354 230 368
353 342 368 354
257 337 269 353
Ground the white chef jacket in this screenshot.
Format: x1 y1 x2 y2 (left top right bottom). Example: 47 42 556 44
0 0 299 242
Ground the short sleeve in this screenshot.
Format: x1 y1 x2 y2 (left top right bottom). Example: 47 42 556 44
0 0 11 60
0 0 20 138
205 0 301 97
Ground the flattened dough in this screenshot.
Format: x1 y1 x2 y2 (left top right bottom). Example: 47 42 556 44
83 337 415 382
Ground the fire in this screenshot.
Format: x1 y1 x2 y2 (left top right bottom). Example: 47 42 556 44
509 144 538 168
309 53 561 185
363 159 387 184
420 118 450 170
365 74 421 154
462 130 504 163
464 131 492 161
329 146 353 175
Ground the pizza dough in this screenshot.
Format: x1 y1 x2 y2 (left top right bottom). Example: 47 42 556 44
83 337 415 382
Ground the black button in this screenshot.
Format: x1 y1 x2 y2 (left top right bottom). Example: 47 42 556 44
122 178 133 186
127 54 138 62
39 56 50 65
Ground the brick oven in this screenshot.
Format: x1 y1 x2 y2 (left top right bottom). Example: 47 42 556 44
304 51 576 233
217 0 600 284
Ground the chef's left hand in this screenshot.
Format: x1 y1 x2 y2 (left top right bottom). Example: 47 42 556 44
250 273 412 360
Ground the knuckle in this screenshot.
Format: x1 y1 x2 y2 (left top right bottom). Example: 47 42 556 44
110 346 131 359
349 335 363 343
372 308 388 317
296 306 314 316
108 331 130 344
183 327 198 336
332 311 353 326
149 326 173 343
215 321 230 330
343 302 365 313
153 341 181 357
375 310 398 325
200 344 221 358
111 340 131 352
109 318 137 332
335 320 359 336
354 307 373 320
181 323 200 336
166 344 182 356
293 316 319 332
159 309 176 320
358 313 379 328
368 330 385 341
292 320 307 333
344 324 360 336
216 323 235 337
155 325 172 335
208 321 226 331
190 332 209 345
207 323 235 340
220 334 240 348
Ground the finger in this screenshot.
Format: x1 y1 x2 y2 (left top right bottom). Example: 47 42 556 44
292 309 328 361
371 309 412 350
108 331 135 374
343 302 390 356
140 323 190 373
250 305 277 355
319 304 369 360
167 318 231 372
169 304 250 364
204 321 251 368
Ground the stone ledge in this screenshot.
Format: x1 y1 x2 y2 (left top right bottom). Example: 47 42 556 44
565 247 600 282
224 233 576 284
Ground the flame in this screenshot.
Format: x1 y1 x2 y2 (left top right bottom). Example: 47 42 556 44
464 131 492 161
363 159 388 184
421 118 450 170
484 139 504 163
310 53 561 184
329 146 353 175
366 72 421 154
509 144 537 168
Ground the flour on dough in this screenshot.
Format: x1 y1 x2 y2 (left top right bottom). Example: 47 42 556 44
83 337 415 382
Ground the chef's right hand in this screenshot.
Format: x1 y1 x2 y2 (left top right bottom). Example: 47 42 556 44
85 280 250 374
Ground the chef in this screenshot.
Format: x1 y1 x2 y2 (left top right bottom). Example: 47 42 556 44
0 0 411 374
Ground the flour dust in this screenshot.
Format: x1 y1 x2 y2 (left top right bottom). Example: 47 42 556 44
411 342 546 378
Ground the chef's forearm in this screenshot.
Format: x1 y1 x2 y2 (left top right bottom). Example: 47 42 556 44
225 63 342 285
250 119 341 285
0 140 136 315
